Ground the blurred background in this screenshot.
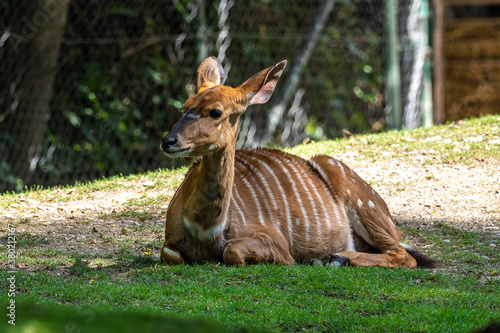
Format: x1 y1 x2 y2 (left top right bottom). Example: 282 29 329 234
1 0 499 192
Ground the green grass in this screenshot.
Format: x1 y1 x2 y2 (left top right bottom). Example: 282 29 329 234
289 114 500 163
1 115 500 332
0 167 186 210
0 260 498 332
101 209 155 221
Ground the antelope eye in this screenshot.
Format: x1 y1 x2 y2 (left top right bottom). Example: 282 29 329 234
209 109 222 119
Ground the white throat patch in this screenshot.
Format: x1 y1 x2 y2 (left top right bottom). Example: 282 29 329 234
183 216 226 240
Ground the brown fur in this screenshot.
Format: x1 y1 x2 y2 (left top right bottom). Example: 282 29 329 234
405 248 439 268
159 57 436 268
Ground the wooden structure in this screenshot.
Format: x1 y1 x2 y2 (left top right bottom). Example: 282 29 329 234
433 0 500 123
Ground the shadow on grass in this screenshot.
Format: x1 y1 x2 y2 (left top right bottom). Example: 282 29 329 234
0 303 256 333
397 218 499 277
4 217 498 282
66 253 161 278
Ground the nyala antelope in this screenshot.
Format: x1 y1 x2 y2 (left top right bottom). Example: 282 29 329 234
160 57 437 268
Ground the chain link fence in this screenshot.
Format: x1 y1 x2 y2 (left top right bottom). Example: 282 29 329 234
1 0 424 192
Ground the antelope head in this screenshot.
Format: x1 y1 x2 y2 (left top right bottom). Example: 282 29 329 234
161 57 287 157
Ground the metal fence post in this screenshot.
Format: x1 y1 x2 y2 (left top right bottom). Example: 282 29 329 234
384 0 402 130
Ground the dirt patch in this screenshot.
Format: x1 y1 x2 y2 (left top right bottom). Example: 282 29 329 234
352 158 500 234
1 183 173 267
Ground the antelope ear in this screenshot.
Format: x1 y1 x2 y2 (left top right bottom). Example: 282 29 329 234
197 57 224 90
240 60 287 105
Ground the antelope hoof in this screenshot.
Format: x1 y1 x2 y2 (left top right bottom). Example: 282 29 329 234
328 255 350 267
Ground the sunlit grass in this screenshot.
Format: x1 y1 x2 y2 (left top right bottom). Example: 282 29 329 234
289 114 500 164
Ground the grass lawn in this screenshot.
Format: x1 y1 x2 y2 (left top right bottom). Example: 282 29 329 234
1 115 499 332
0 254 498 332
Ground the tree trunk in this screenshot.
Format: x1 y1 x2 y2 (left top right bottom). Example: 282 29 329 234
0 0 69 192
262 0 335 146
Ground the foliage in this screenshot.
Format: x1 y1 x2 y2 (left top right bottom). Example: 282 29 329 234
1 0 386 191
226 1 385 145
38 1 188 187
304 2 384 140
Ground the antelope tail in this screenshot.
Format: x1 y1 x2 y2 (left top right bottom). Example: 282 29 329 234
401 243 439 268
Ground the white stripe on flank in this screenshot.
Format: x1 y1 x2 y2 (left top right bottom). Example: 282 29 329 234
389 217 396 226
265 153 309 244
248 153 294 249
305 173 327 229
340 204 350 229
183 216 226 240
329 159 346 179
368 200 375 209
347 162 356 177
231 184 247 226
236 159 275 228
285 159 318 242
308 159 343 227
358 199 363 208
345 232 356 252
297 166 325 238
239 156 278 211
346 205 374 246
308 160 339 230
234 163 266 226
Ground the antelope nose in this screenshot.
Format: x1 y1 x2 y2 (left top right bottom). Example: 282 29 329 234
162 135 177 151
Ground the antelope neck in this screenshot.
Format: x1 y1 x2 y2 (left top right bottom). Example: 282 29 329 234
189 144 235 230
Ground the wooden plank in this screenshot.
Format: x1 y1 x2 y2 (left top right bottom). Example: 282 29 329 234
445 60 500 82
445 81 500 101
446 17 500 30
445 20 500 41
442 0 500 5
446 102 500 121
445 39 500 59
433 0 446 124
434 0 500 123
